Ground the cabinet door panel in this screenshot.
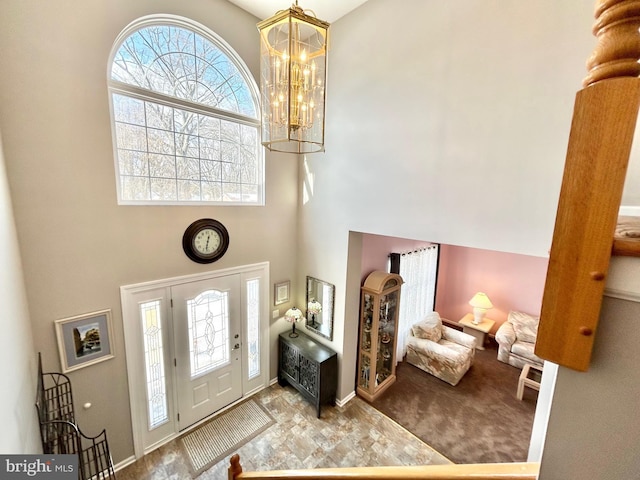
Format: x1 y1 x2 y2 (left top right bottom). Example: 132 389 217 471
299 356 318 396
281 342 298 381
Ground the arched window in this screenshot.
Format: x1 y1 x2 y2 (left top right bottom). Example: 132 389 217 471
108 16 263 205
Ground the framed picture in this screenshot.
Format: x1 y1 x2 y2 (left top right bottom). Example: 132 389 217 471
274 280 290 306
55 309 115 373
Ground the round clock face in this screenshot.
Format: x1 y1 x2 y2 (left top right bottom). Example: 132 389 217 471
193 228 221 256
182 219 229 264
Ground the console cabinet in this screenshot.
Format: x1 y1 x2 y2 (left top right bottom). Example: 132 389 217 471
357 271 403 401
278 330 337 418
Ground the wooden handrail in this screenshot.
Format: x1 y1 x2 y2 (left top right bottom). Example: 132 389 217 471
228 454 539 480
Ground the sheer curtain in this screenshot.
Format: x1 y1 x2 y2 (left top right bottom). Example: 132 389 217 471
392 245 439 361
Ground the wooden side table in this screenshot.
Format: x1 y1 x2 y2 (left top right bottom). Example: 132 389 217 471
517 363 543 400
458 313 495 350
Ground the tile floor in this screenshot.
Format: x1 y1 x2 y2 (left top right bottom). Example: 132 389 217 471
117 383 451 479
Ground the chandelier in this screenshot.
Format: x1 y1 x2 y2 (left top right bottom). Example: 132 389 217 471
257 2 330 154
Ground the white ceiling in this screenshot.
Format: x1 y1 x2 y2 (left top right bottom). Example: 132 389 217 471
227 0 369 23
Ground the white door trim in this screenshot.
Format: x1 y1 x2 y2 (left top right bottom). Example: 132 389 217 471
120 262 270 458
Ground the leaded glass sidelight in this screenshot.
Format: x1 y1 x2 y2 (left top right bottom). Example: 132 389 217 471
246 279 261 380
187 289 230 378
140 300 169 429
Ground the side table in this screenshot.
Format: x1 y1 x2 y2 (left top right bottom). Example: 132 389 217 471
458 313 495 350
517 363 543 400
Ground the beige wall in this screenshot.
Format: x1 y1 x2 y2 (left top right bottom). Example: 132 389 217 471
300 0 594 399
0 131 41 453
3 0 637 476
0 0 298 463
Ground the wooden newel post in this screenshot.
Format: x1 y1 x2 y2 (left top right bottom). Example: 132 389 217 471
535 0 640 371
584 0 640 87
228 454 243 480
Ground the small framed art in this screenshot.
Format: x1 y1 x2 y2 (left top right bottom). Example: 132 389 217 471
274 280 290 306
55 309 115 373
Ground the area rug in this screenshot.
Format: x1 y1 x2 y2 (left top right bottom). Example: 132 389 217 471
180 399 275 477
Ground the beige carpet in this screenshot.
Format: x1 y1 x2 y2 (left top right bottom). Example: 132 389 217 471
180 399 275 477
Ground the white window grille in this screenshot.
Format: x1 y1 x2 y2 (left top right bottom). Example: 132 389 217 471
108 17 263 205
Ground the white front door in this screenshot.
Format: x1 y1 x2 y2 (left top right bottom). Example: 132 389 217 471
121 263 269 457
172 274 242 430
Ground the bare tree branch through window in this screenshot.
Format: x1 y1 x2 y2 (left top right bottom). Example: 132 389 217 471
109 20 262 205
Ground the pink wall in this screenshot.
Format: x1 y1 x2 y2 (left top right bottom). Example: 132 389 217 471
360 235 548 335
435 244 548 334
360 233 434 283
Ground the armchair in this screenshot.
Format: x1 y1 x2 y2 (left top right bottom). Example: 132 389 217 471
495 311 544 369
406 312 476 386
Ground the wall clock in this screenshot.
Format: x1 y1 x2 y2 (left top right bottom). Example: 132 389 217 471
182 218 230 264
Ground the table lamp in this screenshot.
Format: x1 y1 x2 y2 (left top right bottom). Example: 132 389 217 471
284 307 303 337
307 299 322 327
469 292 493 325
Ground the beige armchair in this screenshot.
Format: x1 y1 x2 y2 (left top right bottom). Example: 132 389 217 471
406 312 476 386
495 311 544 369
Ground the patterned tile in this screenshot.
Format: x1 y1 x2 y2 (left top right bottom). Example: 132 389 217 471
117 383 451 479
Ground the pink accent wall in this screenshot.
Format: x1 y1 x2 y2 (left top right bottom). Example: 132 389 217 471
435 244 548 334
359 235 548 335
360 233 434 283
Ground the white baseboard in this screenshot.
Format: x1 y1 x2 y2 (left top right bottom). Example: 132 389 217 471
336 391 356 407
113 455 136 472
619 205 640 217
271 375 356 408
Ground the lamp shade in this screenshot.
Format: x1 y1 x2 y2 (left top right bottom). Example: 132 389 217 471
284 306 303 337
284 307 303 323
468 292 493 325
257 2 329 153
469 292 493 309
308 299 322 316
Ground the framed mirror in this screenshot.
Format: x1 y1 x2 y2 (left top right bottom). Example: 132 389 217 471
305 276 335 340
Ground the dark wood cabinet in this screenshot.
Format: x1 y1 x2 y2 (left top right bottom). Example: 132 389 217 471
278 330 337 418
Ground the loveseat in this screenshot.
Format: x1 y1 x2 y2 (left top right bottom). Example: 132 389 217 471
406 312 476 386
495 310 544 368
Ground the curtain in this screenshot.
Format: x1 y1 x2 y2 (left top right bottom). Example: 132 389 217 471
392 245 439 361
